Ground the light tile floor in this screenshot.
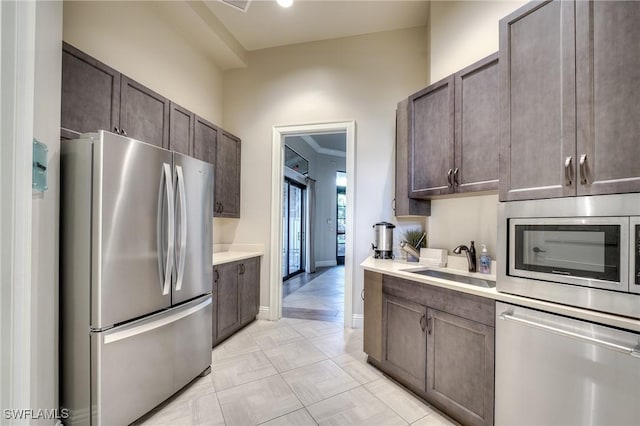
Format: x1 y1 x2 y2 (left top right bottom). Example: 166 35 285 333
282 266 345 322
136 318 458 426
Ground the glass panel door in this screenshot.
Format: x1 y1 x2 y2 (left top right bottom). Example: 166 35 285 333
336 172 346 265
283 178 305 280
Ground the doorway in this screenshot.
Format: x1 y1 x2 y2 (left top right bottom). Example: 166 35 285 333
282 178 305 280
336 171 346 265
270 121 356 327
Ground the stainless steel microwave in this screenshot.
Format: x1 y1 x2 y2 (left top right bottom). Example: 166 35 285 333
497 194 640 320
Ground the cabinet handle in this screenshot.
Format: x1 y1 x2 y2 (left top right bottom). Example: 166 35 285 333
121 128 127 136
447 169 453 187
564 156 573 186
579 154 588 184
420 314 426 332
392 198 396 214
426 316 432 335
215 269 219 283
113 126 120 134
453 168 459 186
361 289 365 301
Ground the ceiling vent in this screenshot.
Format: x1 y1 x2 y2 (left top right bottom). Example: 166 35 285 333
219 0 251 12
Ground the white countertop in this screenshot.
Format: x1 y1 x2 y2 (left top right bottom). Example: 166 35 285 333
361 256 640 333
212 243 264 266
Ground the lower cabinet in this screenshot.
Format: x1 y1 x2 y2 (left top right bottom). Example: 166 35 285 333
378 275 495 426
363 271 383 363
213 256 260 346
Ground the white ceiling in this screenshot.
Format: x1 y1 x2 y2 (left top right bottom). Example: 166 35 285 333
204 0 430 51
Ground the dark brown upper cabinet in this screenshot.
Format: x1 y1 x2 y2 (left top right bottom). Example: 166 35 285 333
500 0 640 201
61 42 121 140
214 131 241 218
395 99 431 216
169 102 194 156
408 53 500 199
119 76 170 149
193 115 218 166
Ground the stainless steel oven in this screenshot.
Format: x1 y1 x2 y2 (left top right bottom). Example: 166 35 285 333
498 194 640 319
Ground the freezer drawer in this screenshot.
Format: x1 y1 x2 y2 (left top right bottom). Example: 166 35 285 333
89 296 212 425
495 302 640 426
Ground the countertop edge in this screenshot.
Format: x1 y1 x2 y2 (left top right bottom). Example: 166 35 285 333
361 257 640 333
213 251 263 266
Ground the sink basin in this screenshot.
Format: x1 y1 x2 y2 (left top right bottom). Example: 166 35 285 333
404 268 496 288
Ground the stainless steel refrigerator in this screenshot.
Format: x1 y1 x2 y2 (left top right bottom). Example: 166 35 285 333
60 131 213 425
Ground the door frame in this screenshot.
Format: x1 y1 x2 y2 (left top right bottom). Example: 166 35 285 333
1 0 36 416
270 121 356 327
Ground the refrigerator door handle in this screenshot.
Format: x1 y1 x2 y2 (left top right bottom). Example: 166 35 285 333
159 162 174 296
103 297 212 344
175 165 187 291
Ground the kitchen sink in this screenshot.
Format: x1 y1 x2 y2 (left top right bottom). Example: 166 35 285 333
404 268 496 288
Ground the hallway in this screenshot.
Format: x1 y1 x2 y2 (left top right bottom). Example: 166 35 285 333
282 266 344 322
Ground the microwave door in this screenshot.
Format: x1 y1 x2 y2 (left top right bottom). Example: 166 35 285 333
509 217 629 292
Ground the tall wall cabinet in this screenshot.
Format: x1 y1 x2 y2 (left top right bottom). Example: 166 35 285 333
61 42 241 218
500 0 640 201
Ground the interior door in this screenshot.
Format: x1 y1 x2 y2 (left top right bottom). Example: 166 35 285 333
93 131 172 329
283 178 305 280
172 153 214 305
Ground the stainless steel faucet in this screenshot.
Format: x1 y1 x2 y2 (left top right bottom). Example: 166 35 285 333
453 241 477 272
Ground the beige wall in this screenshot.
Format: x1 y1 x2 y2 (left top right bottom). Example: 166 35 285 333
425 1 526 260
223 27 430 316
63 1 224 124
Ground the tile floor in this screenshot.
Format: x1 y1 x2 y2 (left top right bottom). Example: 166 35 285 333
136 318 458 426
282 266 345 322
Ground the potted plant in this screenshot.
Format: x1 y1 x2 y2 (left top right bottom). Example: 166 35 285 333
402 228 427 262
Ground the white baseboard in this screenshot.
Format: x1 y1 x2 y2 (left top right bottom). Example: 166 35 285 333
315 260 337 268
351 314 363 329
257 306 271 321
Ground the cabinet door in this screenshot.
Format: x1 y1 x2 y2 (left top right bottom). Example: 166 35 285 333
395 99 430 216
408 76 455 198
193 115 218 165
499 0 576 201
169 102 194 156
216 262 240 342
363 271 383 362
119 76 169 148
426 309 494 426
215 131 241 218
576 1 640 196
454 53 500 193
239 257 260 325
381 294 426 392
61 42 120 139
212 266 218 345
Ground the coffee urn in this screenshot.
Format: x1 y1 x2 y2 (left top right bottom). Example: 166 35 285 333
372 222 395 259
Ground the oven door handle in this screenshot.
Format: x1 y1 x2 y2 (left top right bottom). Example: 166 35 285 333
499 310 640 358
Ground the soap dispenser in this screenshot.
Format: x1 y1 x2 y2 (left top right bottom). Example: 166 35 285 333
469 241 477 273
479 244 491 274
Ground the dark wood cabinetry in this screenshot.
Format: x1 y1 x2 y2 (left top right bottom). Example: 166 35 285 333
500 0 640 201
408 53 499 199
426 308 494 426
169 102 194 155
61 43 243 218
395 99 431 216
119 76 170 148
377 274 495 426
381 293 427 393
213 257 260 346
214 131 241 218
363 271 383 362
61 42 120 140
